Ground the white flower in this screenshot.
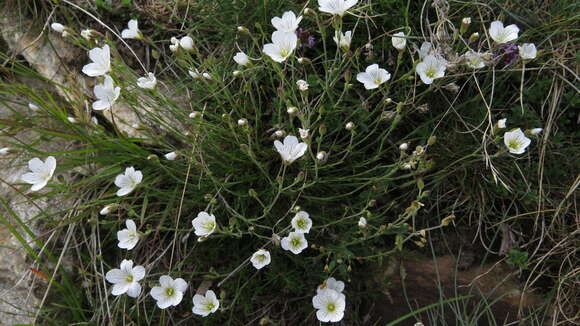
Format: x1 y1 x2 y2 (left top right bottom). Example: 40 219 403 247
250 249 271 270
169 43 179 53
298 128 310 140
530 128 543 135
114 166 142 196
82 45 111 77
192 290 220 317
105 259 145 298
67 117 77 123
121 19 142 39
416 55 446 84
291 211 312 233
281 232 308 254
51 23 65 33
392 32 407 50
274 135 308 164
356 64 391 90
318 0 358 16
417 41 432 59
358 217 367 228
312 288 346 322
117 219 140 250
21 156 56 191
137 72 157 89
0 147 10 156
233 52 250 66
263 31 298 63
504 128 531 154
28 103 39 111
192 211 217 237
296 79 309 91
463 51 486 69
489 21 519 44
81 29 93 40
518 43 537 60
164 152 178 160
497 118 507 129
271 11 302 33
150 275 188 309
333 30 352 51
92 74 121 110
180 36 195 51
317 277 345 293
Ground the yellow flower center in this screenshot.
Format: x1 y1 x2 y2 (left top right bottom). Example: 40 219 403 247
205 302 215 311
203 221 215 232
297 219 306 229
508 139 520 149
166 287 175 297
126 275 133 282
291 237 301 247
280 49 289 58
327 303 336 312
426 68 436 78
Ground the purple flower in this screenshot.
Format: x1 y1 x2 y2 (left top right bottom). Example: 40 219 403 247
297 28 316 49
494 43 519 65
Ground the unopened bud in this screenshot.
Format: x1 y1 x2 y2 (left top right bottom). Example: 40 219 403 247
99 204 118 215
460 17 471 34
316 151 326 160
399 143 409 151
237 118 248 127
345 122 355 130
233 70 242 77
274 130 285 137
287 106 298 115
468 32 479 43
189 111 201 118
237 26 249 34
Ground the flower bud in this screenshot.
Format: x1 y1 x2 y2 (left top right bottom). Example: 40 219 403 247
460 17 471 34
67 117 77 123
299 128 309 140
529 128 543 136
304 8 315 16
180 36 195 51
402 163 412 170
358 217 367 228
385 97 393 104
497 118 507 129
233 70 242 77
237 26 249 34
189 111 201 118
202 72 212 80
164 151 178 160
399 143 409 150
274 130 285 138
147 154 159 161
427 136 437 145
316 151 326 160
297 57 311 64
0 147 12 156
169 44 179 53
287 106 298 115
99 204 118 215
345 122 355 130
296 79 309 92
319 124 327 135
51 23 65 34
237 118 248 127
468 32 479 43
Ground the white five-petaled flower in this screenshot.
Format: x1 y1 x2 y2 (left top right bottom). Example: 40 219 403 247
333 30 352 51
518 43 537 60
296 79 309 91
82 45 111 77
317 277 345 294
21 156 56 191
416 55 446 85
233 52 250 66
250 249 271 270
504 128 531 154
117 219 140 250
497 118 507 129
392 31 407 50
105 259 145 298
274 135 308 164
488 21 519 44
150 275 188 309
137 72 157 89
281 231 308 255
263 31 298 63
271 11 302 33
463 51 486 69
121 19 142 39
192 290 220 317
192 211 217 237
291 211 313 233
51 23 65 34
312 288 346 322
318 0 358 16
114 167 142 196
92 75 121 110
356 64 391 90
